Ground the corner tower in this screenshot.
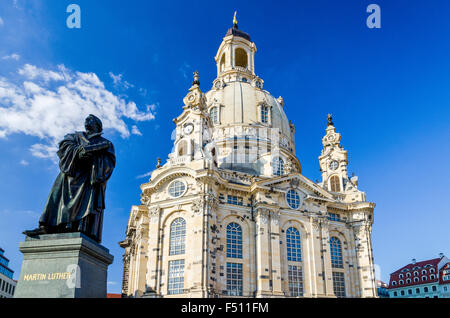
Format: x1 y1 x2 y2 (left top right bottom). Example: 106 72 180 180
319 114 366 202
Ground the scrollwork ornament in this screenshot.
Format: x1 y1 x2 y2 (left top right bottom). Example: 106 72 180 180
256 208 269 225
270 210 280 226
140 193 151 205
149 206 160 223
192 199 204 215
312 218 320 233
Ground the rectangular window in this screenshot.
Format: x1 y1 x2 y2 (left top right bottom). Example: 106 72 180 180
394 291 398 297
168 259 185 295
432 286 437 291
327 213 341 221
400 290 405 296
408 289 412 295
226 263 243 296
261 106 268 124
332 272 346 298
288 265 303 297
416 288 420 294
227 195 243 206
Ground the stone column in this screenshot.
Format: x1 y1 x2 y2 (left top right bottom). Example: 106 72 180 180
269 210 284 296
188 197 207 297
320 218 335 297
353 219 377 298
255 207 271 297
144 205 161 297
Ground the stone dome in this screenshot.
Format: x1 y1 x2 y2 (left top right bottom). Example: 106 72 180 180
205 81 292 143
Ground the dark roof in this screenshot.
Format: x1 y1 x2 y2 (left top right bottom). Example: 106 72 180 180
225 25 251 41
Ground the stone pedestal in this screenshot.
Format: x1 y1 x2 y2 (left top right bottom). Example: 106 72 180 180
14 233 114 298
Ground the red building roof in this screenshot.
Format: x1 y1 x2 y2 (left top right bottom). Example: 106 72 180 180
388 258 441 289
439 262 450 285
107 293 122 298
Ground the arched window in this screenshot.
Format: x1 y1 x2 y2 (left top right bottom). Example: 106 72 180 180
272 157 284 176
330 237 343 268
430 274 435 280
399 280 404 285
261 105 269 123
235 48 248 68
399 274 404 279
406 272 411 277
210 107 218 124
406 278 411 284
414 277 419 282
414 271 419 276
430 268 435 273
422 276 427 281
220 54 226 72
226 223 242 259
330 175 340 192
286 227 302 262
169 218 186 255
392 281 397 286
178 140 187 156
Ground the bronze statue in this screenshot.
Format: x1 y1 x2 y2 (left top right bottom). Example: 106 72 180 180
24 115 116 243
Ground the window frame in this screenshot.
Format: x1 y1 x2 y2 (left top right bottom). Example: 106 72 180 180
286 189 301 210
168 179 187 198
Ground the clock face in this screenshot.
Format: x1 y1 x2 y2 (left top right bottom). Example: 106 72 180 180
329 160 339 170
184 124 194 135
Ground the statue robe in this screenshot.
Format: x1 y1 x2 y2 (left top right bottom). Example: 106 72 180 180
39 131 116 240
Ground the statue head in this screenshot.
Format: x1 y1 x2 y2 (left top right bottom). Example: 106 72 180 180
85 114 103 134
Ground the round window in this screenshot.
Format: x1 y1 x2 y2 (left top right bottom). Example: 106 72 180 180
286 189 301 209
168 180 186 198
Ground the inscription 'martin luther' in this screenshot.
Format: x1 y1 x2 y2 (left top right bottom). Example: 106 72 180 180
23 272 72 281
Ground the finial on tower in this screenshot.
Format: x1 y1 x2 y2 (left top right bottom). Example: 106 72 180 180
327 114 334 126
192 70 200 86
233 11 238 28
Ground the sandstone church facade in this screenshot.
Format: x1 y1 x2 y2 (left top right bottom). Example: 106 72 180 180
120 20 377 298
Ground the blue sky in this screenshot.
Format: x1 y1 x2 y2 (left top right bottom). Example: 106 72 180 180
0 0 449 293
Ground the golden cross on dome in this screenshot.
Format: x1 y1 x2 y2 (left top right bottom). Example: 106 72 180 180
233 11 238 26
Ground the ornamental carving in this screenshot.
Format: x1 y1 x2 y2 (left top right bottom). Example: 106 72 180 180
149 206 160 223
270 210 280 226
192 199 204 215
256 208 269 225
289 178 300 189
140 193 151 205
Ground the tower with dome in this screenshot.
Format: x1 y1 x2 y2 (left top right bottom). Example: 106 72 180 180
120 16 377 298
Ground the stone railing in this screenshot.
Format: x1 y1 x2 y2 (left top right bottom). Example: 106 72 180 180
169 155 191 166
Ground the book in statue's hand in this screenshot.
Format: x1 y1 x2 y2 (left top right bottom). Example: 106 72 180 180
83 141 110 153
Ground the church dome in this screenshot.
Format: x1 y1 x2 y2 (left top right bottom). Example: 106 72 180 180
205 81 292 141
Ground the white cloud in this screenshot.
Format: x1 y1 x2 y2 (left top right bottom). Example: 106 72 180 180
0 17 4 27
0 64 156 160
18 64 64 82
136 171 152 179
131 125 142 136
2 54 20 61
107 281 117 285
179 62 191 79
109 72 134 90
20 159 29 166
